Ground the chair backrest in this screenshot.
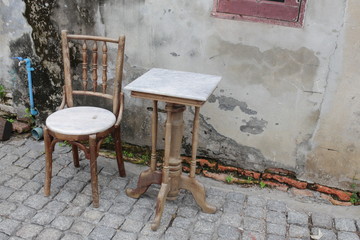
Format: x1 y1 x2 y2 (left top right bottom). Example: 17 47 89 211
61 30 125 115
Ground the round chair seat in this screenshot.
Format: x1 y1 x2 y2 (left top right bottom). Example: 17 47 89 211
46 106 116 135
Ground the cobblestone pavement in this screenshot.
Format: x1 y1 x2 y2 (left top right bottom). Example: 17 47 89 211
0 136 359 240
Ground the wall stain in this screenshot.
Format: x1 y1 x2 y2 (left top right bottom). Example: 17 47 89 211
240 117 268 134
208 95 257 115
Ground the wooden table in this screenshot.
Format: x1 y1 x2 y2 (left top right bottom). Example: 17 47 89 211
124 68 221 230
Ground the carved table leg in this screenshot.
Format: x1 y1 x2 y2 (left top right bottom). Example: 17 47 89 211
151 183 170 231
179 175 216 213
126 100 161 199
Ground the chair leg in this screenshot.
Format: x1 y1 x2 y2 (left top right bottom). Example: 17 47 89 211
89 135 99 208
114 127 126 177
44 127 53 196
72 145 80 168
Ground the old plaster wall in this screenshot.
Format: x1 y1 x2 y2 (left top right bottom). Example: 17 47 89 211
306 0 360 189
0 0 358 189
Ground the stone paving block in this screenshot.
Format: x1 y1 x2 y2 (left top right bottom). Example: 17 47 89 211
267 223 286 236
28 158 45 171
24 194 50 210
267 234 286 240
134 197 156 209
335 218 357 232
43 200 67 214
357 219 360 231
31 172 45 184
0 201 17 216
50 176 68 189
207 194 226 208
311 227 336 240
220 213 242 227
101 188 120 201
164 227 189 240
26 150 44 159
243 217 266 233
288 224 310 238
99 213 125 229
189 233 213 240
193 220 216 235
0 233 9 240
61 232 84 240
177 205 198 218
222 200 243 214
51 215 74 231
63 179 87 192
0 174 11 185
242 231 265 240
172 216 193 229
267 200 287 212
17 168 37 180
0 186 15 199
0 155 19 166
109 204 133 215
338 231 360 240
198 210 222 223
54 189 77 203
121 218 145 233
15 223 43 239
2 165 23 176
57 166 80 179
7 189 31 203
9 205 37 221
226 192 246 203
244 206 266 218
108 177 129 190
71 193 92 207
95 198 113 212
217 224 241 240
266 210 287 225
247 195 267 207
0 219 21 235
287 210 309 226
4 176 27 189
31 211 56 225
21 181 42 194
140 222 167 239
37 228 63 240
113 231 137 240
70 221 95 236
127 207 153 222
62 205 85 217
14 157 34 168
81 208 105 224
88 226 116 240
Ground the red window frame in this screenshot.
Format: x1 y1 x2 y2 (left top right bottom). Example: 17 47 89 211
212 0 307 28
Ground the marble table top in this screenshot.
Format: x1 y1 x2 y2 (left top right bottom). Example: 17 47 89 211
124 68 221 102
46 106 116 135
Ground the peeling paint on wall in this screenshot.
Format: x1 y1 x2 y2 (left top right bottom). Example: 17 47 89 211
240 117 268 135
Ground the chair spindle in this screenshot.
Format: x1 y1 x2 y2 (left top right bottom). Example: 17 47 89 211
102 42 108 93
92 41 98 92
82 41 88 90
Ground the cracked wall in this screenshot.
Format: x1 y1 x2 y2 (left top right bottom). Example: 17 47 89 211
0 0 358 189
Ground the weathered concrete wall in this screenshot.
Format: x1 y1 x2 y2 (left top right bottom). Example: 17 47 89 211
0 0 358 189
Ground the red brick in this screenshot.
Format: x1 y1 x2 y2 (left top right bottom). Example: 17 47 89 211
198 158 217 168
262 173 307 189
202 170 227 182
320 194 352 206
217 164 238 172
310 184 351 201
264 168 296 177
263 181 289 192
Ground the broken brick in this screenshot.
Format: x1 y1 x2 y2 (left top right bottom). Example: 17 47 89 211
263 181 289 192
264 168 296 178
262 173 307 189
310 184 351 201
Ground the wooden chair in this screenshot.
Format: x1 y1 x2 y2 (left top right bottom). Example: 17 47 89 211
43 30 126 207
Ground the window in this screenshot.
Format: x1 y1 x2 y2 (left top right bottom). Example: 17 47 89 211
212 0 307 28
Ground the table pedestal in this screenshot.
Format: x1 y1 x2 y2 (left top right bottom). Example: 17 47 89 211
126 102 216 230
